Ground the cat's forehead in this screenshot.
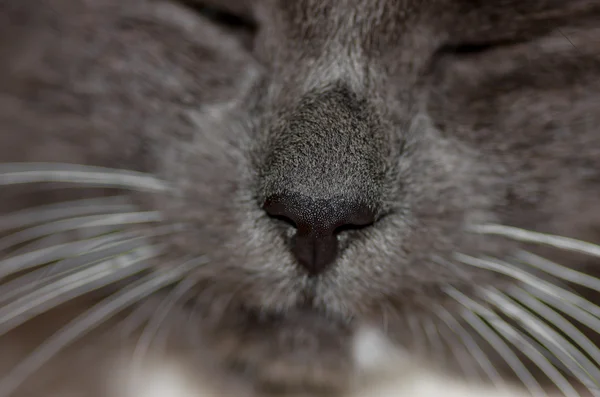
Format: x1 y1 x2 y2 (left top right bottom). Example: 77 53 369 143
10 0 593 101
247 0 598 99
255 0 598 43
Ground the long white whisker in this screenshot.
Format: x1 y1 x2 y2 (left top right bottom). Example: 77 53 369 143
433 310 483 382
456 254 600 392
0 245 162 337
481 287 598 393
525 287 600 352
509 286 600 374
0 221 183 280
406 313 427 356
131 273 201 374
0 234 140 280
116 297 164 340
423 315 446 364
0 236 154 304
0 223 182 304
445 287 546 396
0 235 142 302
0 256 209 397
9 229 111 257
0 163 171 192
378 302 391 335
516 250 600 293
185 301 203 349
0 196 135 232
468 224 600 258
455 254 600 321
487 321 580 397
432 255 472 280
436 305 504 387
0 211 163 252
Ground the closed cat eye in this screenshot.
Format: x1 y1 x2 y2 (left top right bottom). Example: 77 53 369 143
436 37 528 57
176 0 257 33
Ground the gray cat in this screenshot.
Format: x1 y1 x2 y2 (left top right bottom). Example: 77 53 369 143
0 0 599 396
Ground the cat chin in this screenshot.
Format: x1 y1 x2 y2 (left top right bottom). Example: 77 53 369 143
108 325 534 397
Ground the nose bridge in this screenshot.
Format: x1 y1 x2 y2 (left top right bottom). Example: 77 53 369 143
259 84 386 275
260 85 386 203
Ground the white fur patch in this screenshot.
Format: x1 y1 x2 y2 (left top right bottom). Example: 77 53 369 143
349 325 533 397
110 355 218 397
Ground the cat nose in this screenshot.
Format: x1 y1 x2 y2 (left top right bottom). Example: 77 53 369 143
263 193 376 275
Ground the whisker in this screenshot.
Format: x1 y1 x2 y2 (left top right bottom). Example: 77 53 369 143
433 310 482 382
0 236 153 304
0 233 148 280
509 285 600 374
0 196 135 232
481 287 598 393
0 223 182 303
457 253 600 389
468 224 600 258
0 256 209 397
0 211 163 252
0 244 162 337
487 319 580 397
9 232 104 258
378 302 391 335
516 250 600 293
455 254 600 321
435 305 504 387
406 313 427 356
131 273 202 373
524 287 600 354
0 163 171 192
116 296 164 340
423 315 447 366
432 255 472 281
185 300 203 349
445 286 546 396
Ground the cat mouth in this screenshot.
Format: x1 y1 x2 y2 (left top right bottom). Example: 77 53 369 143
299 277 319 305
228 277 352 328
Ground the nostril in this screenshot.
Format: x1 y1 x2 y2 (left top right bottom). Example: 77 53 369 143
337 203 376 229
334 222 371 235
267 213 297 229
262 195 299 228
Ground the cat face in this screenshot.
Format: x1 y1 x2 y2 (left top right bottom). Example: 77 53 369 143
154 0 600 318
1 0 599 394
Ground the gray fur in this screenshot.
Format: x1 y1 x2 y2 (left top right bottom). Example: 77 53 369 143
1 0 600 395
